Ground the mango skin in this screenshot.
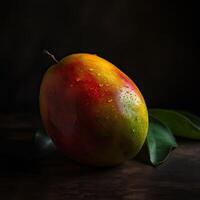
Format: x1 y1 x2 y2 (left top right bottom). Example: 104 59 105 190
39 53 148 166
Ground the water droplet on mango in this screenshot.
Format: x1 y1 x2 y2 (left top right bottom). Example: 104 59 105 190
76 77 81 82
99 83 103 87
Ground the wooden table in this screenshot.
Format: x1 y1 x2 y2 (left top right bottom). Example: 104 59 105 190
0 114 200 200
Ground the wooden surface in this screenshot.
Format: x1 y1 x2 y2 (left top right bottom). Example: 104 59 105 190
0 114 200 200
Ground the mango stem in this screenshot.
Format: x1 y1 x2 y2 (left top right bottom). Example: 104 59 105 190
43 50 58 63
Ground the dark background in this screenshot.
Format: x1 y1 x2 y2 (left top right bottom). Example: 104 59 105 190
0 2 200 200
0 0 199 115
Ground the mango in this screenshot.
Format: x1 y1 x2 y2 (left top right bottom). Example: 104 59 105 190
39 53 148 166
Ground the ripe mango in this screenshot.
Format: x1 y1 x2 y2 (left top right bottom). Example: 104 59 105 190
39 53 148 166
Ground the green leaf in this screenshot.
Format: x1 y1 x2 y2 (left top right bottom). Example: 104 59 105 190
149 109 200 140
178 111 200 129
137 116 177 166
34 129 56 157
